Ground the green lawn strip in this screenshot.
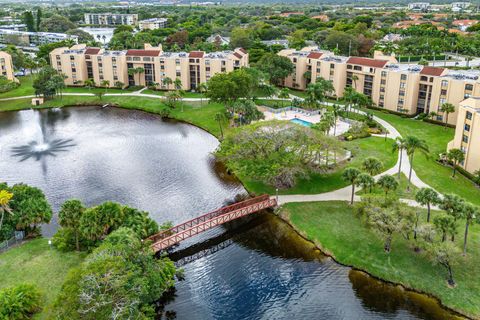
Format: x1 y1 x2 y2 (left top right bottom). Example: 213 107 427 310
243 136 398 195
255 99 291 108
0 77 35 98
283 201 480 318
368 109 480 206
357 173 419 200
0 238 85 319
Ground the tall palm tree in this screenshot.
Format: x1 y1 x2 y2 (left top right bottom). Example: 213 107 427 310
392 137 407 179
214 112 226 139
439 102 455 129
100 80 110 92
173 78 183 91
342 167 361 204
405 135 429 190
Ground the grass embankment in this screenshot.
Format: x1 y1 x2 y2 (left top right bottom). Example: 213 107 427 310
282 201 480 318
0 239 85 319
369 109 480 206
357 173 419 200
0 77 35 98
243 136 398 195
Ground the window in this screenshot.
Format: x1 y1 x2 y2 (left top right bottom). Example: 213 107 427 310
353 66 362 71
441 80 448 87
293 58 297 63
466 111 473 120
70 55 74 61
439 98 446 105
421 76 428 81
133 57 141 61
381 71 387 77
463 134 469 143
143 57 151 62
400 82 406 88
176 71 181 77
347 65 352 69
401 74 407 80
399 90 405 96
112 57 116 63
441 89 447 95
175 59 180 65
465 124 471 132
381 79 386 85
465 84 473 91
330 64 334 69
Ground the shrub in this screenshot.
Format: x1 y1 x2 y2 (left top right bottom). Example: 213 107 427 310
0 76 19 93
343 122 371 140
0 284 43 319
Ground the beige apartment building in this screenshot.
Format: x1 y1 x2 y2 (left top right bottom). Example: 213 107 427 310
50 44 248 91
279 47 480 125
0 51 15 81
448 98 480 174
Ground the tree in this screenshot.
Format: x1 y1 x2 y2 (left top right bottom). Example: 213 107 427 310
163 77 173 90
215 112 226 139
23 11 35 32
256 53 295 86
197 82 208 106
474 169 480 186
58 199 86 251
392 137 407 179
165 90 182 109
36 8 42 32
53 228 176 319
83 78 95 90
446 148 465 177
100 80 110 92
415 188 440 222
234 100 264 125
173 77 182 90
206 68 259 108
0 284 43 319
461 203 478 255
79 202 124 242
433 214 457 242
439 102 455 128
440 194 465 241
426 241 460 286
342 167 361 204
114 81 124 89
404 135 429 190
230 27 252 49
39 14 76 33
362 157 383 176
377 175 399 197
2 45 26 70
0 190 13 239
356 173 375 193
278 88 290 107
66 29 95 43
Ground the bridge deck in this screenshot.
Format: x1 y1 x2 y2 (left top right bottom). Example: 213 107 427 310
150 195 276 253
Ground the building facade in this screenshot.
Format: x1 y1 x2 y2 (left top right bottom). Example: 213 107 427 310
448 98 480 174
0 29 78 46
84 13 138 26
278 47 480 126
50 44 248 91
139 18 168 30
0 51 15 81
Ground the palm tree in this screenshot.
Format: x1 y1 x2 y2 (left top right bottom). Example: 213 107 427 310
342 167 361 204
439 103 455 128
214 112 226 139
351 74 359 90
447 148 465 177
440 194 465 241
84 78 95 90
166 90 182 109
278 88 290 108
163 77 173 90
377 175 399 197
100 80 110 92
0 189 13 233
362 157 383 176
461 203 478 255
415 188 440 222
356 173 375 193
173 78 183 91
392 137 407 179
135 67 145 86
197 82 208 106
405 135 429 190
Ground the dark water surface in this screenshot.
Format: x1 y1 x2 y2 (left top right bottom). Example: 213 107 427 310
0 107 462 320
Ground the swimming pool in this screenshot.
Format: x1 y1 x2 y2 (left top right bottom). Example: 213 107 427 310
290 118 313 127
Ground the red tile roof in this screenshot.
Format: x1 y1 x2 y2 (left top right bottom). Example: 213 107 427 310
346 57 388 68
307 52 323 59
233 52 242 59
238 48 247 54
420 66 445 76
189 51 204 58
85 48 101 55
126 50 161 57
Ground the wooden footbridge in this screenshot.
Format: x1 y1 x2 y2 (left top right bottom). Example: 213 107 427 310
148 195 277 253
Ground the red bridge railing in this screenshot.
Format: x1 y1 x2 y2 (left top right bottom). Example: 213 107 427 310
149 195 276 253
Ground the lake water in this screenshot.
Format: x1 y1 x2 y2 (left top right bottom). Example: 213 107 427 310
0 106 462 320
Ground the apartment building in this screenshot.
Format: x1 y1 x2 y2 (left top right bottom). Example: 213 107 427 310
279 47 480 125
50 44 248 91
139 18 168 30
84 13 138 26
0 29 78 46
0 51 15 81
447 98 480 174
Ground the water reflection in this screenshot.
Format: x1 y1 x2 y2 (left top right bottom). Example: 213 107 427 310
11 139 76 161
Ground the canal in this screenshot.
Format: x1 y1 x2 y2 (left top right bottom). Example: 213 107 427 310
0 106 462 320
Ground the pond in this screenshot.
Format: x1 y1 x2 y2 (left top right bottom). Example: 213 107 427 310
0 106 462 320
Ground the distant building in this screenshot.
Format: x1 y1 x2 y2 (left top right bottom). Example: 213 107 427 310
452 19 478 31
278 12 304 18
0 24 27 31
84 13 138 26
139 18 168 30
0 29 78 46
261 39 289 48
407 2 430 11
0 51 15 81
451 2 471 11
382 33 404 42
311 15 329 22
206 34 230 46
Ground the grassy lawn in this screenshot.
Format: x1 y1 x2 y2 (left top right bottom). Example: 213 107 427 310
0 76 35 98
0 238 85 319
243 136 398 195
282 201 480 318
368 109 480 206
357 173 419 200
